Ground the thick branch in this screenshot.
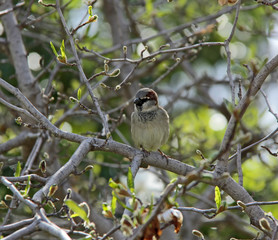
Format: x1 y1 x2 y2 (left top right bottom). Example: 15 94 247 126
32 139 91 203
0 0 43 111
0 132 40 154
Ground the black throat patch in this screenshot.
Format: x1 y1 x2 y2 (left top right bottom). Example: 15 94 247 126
138 110 157 122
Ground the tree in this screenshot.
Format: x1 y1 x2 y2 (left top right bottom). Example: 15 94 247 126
1 0 278 239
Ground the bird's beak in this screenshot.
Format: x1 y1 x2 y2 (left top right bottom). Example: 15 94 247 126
134 98 142 105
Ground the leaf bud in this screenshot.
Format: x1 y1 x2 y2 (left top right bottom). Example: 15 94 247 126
39 160 47 173
123 45 127 54
236 200 246 211
69 96 78 103
192 229 204 239
47 184 58 197
115 85 121 91
4 195 13 201
259 218 272 232
0 200 8 209
104 63 109 72
15 116 22 126
84 165 94 172
109 69 121 77
100 83 108 88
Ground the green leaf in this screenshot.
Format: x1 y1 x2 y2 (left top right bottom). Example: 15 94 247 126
109 178 119 189
65 199 89 223
170 177 178 184
60 40 66 59
77 88 82 100
111 192 117 215
113 192 133 212
127 168 134 193
88 5 93 16
102 202 109 212
143 194 154 222
145 0 153 15
50 41 58 57
23 175 31 197
214 186 221 210
14 161 21 177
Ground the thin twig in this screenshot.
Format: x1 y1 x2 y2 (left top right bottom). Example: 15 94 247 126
236 144 243 186
178 200 278 217
80 41 225 64
260 89 278 121
0 1 25 16
22 137 44 174
55 0 111 138
229 127 278 160
0 97 38 122
99 225 121 240
224 0 242 106
1 177 38 210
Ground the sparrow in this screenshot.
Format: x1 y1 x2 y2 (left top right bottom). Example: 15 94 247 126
131 88 169 153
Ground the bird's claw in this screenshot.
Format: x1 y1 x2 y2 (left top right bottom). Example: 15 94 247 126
158 149 169 165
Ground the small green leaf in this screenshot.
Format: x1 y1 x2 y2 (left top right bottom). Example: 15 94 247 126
50 41 58 57
127 168 134 193
145 0 153 14
88 5 93 16
102 202 109 212
113 192 133 212
145 194 154 222
22 175 31 197
77 88 82 100
60 40 66 59
111 192 117 215
170 177 178 184
109 178 119 189
14 161 21 177
214 186 221 210
65 199 89 223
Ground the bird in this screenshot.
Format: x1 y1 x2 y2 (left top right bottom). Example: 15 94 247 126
131 88 170 154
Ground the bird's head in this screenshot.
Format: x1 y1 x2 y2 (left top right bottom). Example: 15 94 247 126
134 88 159 112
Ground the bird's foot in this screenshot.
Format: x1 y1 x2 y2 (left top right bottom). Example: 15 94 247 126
140 146 150 158
158 149 169 165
